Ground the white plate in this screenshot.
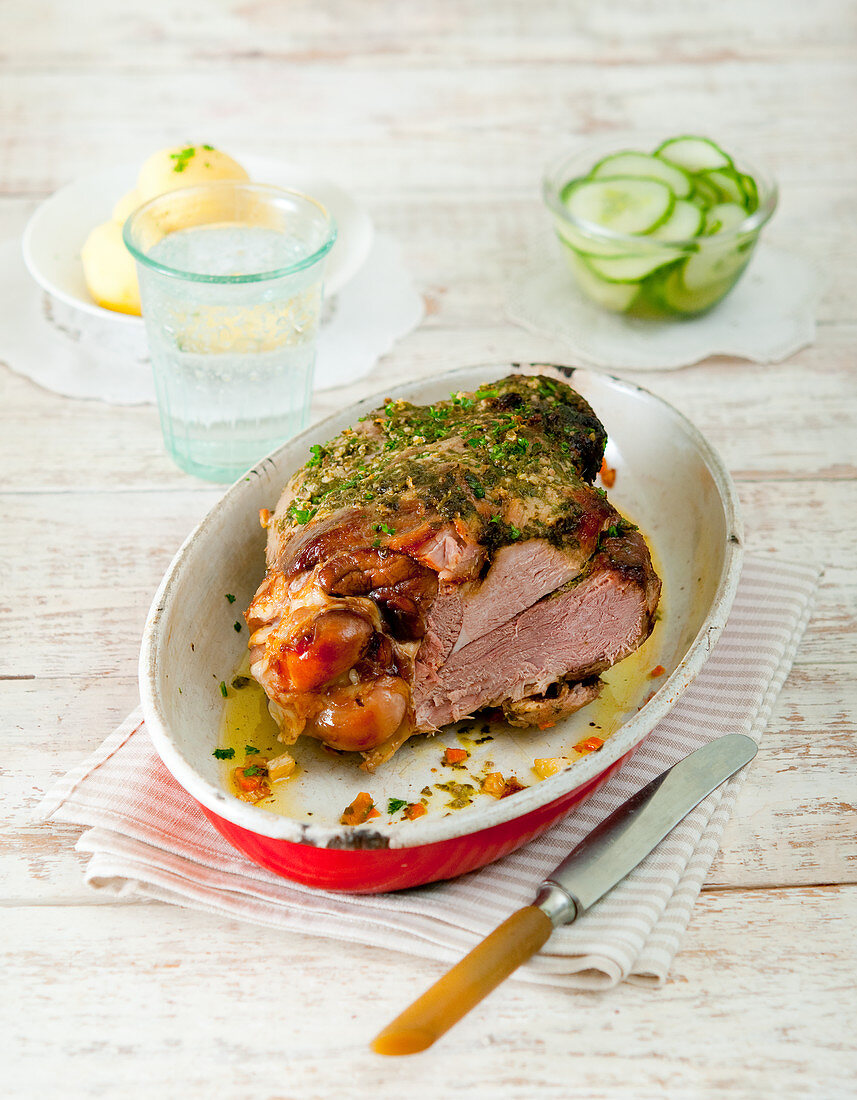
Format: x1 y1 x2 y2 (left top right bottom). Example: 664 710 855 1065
22 155 374 324
140 364 743 850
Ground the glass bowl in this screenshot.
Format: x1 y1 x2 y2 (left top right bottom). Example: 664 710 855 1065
543 136 778 320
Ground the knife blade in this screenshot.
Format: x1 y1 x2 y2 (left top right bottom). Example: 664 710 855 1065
371 733 757 1056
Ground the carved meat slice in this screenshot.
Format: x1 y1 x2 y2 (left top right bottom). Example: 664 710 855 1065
245 374 661 770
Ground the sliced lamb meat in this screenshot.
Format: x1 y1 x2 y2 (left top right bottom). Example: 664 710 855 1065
412 530 660 730
451 537 593 654
245 373 660 770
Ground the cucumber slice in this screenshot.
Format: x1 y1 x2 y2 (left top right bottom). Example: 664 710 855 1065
586 251 678 282
690 175 720 208
590 152 692 199
682 235 754 290
650 199 704 241
658 266 738 314
739 172 759 212
699 167 746 206
566 251 640 312
563 177 674 236
655 136 733 173
552 211 628 258
703 202 747 236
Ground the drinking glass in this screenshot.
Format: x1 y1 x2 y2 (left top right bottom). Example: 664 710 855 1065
124 182 336 482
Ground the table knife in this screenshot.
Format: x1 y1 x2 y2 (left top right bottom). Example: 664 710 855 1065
371 732 757 1056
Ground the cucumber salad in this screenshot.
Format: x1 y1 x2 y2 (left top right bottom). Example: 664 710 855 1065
545 136 775 319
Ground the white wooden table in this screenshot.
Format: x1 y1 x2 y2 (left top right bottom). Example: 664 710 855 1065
2 2 855 1096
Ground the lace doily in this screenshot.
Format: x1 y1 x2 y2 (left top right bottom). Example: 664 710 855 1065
0 233 423 404
506 238 823 371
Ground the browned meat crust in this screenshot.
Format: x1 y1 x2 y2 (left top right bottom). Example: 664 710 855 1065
502 678 603 729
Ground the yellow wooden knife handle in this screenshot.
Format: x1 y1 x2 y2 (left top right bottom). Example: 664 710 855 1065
371 905 553 1056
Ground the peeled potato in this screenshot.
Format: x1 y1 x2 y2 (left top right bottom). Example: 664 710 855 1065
112 189 142 226
81 221 141 316
136 144 249 203
84 145 250 315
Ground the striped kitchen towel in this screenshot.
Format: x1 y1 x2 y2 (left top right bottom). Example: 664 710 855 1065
39 556 818 989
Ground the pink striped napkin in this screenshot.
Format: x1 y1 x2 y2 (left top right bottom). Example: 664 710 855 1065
39 557 817 989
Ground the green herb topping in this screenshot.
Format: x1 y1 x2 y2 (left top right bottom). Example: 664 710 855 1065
170 146 197 173
212 748 235 760
277 374 609 555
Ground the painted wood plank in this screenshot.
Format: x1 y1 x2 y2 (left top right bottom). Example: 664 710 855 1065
0 53 855 196
2 889 855 1098
4 0 853 67
2 338 857 492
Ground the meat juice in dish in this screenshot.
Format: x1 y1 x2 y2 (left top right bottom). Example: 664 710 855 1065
220 625 663 817
234 375 661 806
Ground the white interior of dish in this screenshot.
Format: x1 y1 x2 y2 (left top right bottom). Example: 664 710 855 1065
140 364 742 848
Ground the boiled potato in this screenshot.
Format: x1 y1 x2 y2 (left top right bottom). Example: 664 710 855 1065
112 189 142 226
81 221 142 316
85 145 249 315
136 144 249 203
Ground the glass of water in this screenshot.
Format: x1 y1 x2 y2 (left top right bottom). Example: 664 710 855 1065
124 182 336 482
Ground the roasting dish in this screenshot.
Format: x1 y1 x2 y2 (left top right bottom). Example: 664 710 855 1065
139 364 743 892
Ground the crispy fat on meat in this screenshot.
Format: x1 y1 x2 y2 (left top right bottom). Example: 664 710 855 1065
246 374 661 770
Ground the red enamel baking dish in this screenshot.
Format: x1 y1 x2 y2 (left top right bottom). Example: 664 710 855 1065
139 363 742 892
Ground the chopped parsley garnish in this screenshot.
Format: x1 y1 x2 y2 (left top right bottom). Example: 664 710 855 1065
464 472 485 499
212 748 235 760
219 681 228 698
170 146 197 173
306 444 325 468
605 524 621 539
242 765 263 778
244 745 260 755
225 593 236 603
233 621 242 633
387 798 408 814
201 143 214 151
288 505 316 525
375 523 396 536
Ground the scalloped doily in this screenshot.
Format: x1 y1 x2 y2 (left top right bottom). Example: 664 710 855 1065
0 233 423 404
506 239 823 371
